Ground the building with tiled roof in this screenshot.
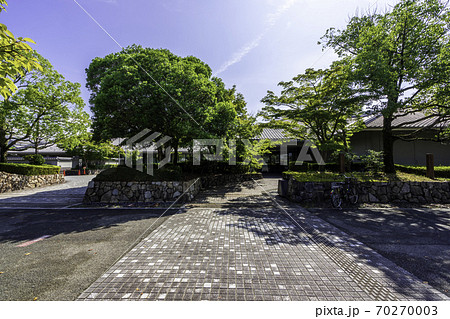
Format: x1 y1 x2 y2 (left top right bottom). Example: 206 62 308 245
363 111 447 129
351 111 450 165
256 128 288 140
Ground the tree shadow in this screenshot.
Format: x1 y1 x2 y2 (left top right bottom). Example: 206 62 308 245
210 188 449 300
0 186 181 244
0 186 88 208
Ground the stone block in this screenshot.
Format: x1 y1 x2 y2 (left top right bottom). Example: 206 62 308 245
368 193 379 202
410 185 423 196
101 191 112 202
400 183 410 194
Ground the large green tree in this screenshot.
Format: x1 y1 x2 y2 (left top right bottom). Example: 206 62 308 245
0 52 90 162
259 61 366 161
86 45 250 164
322 0 450 172
0 0 41 99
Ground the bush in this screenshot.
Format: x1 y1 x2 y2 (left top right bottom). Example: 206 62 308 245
0 163 60 176
288 161 339 172
177 161 253 175
93 165 196 182
86 163 118 170
360 150 384 175
23 154 45 165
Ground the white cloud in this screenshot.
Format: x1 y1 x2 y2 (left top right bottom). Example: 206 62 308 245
214 0 300 76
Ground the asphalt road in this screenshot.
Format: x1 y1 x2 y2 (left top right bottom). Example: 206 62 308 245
308 207 450 297
0 207 176 300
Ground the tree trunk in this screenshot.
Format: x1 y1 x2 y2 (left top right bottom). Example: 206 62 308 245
342 131 349 152
0 128 8 163
173 140 179 165
0 147 6 163
382 115 396 173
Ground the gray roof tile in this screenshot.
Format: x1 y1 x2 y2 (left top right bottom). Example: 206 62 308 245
364 111 447 129
256 128 288 140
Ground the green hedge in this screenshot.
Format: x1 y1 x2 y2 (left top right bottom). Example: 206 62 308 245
93 165 198 182
0 163 61 176
177 161 253 175
288 162 362 172
395 164 450 178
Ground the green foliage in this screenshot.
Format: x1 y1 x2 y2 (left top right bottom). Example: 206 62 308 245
330 150 360 171
0 163 60 175
93 165 193 182
86 46 255 165
290 161 339 172
258 61 366 161
283 170 441 182
283 171 348 182
0 1 41 99
0 51 91 162
177 161 255 175
64 137 123 168
321 0 450 172
23 154 45 165
360 150 384 176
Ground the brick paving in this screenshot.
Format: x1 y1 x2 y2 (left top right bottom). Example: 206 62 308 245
78 178 448 301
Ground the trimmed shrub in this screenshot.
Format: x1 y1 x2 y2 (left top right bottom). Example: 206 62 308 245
0 163 60 176
93 165 196 182
23 154 46 165
177 161 253 175
360 150 384 175
288 161 340 172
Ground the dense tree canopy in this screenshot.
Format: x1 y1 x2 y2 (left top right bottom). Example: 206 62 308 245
0 0 41 99
259 61 366 161
86 45 256 164
321 0 450 172
0 52 90 162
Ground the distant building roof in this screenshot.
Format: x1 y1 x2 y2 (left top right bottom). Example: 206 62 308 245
256 128 288 140
364 111 448 129
9 143 66 155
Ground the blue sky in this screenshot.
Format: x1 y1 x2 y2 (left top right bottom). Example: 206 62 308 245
2 0 396 115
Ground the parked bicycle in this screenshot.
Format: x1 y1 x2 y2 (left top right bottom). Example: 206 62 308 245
330 175 359 208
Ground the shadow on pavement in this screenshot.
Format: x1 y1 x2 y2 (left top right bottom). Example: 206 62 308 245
0 206 180 245
211 186 448 300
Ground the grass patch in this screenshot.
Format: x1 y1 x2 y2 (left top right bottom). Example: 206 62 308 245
0 163 60 176
396 164 450 179
283 171 447 183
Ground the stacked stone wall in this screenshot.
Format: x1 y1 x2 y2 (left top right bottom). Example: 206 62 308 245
283 175 450 204
0 172 65 193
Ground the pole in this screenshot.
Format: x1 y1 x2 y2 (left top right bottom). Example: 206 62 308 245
426 153 435 179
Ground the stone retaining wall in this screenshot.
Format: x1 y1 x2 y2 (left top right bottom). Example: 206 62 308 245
83 173 263 204
282 175 450 204
0 171 65 193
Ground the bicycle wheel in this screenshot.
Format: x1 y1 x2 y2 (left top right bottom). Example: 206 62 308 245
348 187 358 205
331 190 342 208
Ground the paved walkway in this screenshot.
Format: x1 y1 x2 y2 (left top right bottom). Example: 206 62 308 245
0 176 93 209
78 178 448 301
